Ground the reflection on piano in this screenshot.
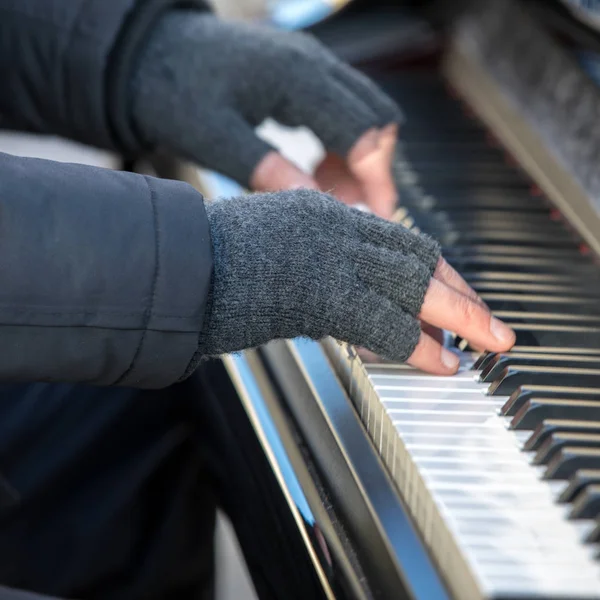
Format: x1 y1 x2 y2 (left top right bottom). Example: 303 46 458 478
162 0 600 598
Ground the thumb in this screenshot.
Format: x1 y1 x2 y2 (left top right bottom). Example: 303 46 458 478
348 125 398 220
251 151 319 192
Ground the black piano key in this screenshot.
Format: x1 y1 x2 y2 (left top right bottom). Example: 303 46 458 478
569 484 600 519
398 118 484 133
464 271 597 284
444 207 553 220
402 136 489 150
585 518 600 543
420 221 569 239
416 192 548 211
444 244 583 259
450 230 576 246
544 447 600 480
480 353 600 383
472 281 600 297
420 181 532 196
473 351 498 371
443 214 562 230
558 469 600 503
479 294 600 315
434 231 569 247
511 346 600 356
406 160 516 176
511 399 600 431
533 432 600 465
459 330 600 354
461 337 600 356
403 146 505 163
502 386 600 417
450 255 597 274
400 129 490 144
401 167 528 187
444 241 591 258
499 325 600 351
525 421 600 452
487 366 600 396
494 311 600 327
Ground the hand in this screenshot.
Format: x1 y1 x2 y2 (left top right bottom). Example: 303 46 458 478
132 11 402 218
254 124 399 219
199 190 515 373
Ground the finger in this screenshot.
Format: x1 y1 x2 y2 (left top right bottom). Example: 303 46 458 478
276 72 380 158
419 278 515 352
251 151 319 192
433 257 488 308
427 259 489 353
275 70 399 218
407 331 461 375
332 63 403 126
187 109 275 188
355 347 386 364
421 321 445 345
419 319 486 353
314 153 365 205
347 126 398 219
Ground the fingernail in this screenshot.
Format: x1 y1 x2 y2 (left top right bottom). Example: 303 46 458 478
349 128 383 164
490 317 515 344
441 348 460 371
362 128 382 151
380 123 398 138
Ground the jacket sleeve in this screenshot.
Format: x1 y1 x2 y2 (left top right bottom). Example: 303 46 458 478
0 151 213 388
0 0 207 155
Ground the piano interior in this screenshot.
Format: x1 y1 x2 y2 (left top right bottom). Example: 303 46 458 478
192 0 600 598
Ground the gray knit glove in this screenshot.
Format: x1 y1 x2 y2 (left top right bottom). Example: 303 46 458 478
131 11 402 187
198 190 440 361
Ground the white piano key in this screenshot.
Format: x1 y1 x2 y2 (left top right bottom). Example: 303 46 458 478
420 468 544 483
400 429 516 442
323 342 600 599
482 582 600 600
459 536 600 559
383 399 506 411
369 374 484 390
389 409 499 421
373 384 490 397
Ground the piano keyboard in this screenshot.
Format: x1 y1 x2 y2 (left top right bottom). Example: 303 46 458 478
324 69 600 599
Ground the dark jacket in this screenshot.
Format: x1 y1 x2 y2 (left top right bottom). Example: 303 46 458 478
0 4 218 598
0 0 213 389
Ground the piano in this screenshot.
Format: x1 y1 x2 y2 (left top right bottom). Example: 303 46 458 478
155 0 600 597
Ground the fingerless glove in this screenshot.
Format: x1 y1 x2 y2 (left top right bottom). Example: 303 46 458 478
131 11 402 186
199 190 440 361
